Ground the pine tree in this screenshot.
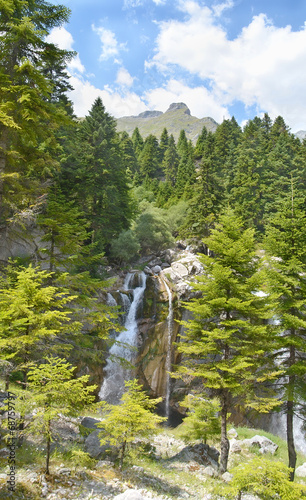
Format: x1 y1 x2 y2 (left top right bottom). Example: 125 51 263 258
0 265 79 384
174 211 277 473
138 134 160 179
0 0 74 222
70 97 133 251
162 134 179 186
159 127 169 162
98 379 165 469
264 187 306 480
19 356 96 474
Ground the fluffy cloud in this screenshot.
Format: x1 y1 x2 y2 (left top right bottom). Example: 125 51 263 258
144 79 229 122
68 76 147 118
116 67 135 87
92 25 126 62
148 1 306 129
45 26 85 74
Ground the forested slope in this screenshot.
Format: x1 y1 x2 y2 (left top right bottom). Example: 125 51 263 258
0 0 306 490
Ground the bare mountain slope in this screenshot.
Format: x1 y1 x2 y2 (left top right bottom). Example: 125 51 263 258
116 102 219 142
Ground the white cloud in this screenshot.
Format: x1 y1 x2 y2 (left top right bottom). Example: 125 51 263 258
123 0 144 8
45 26 85 75
152 0 166 5
92 25 126 62
148 1 306 129
68 76 147 118
116 67 135 87
144 79 229 122
212 0 234 17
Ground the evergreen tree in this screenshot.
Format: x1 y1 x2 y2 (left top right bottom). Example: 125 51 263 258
0 266 79 383
138 134 160 179
131 127 144 157
20 356 96 474
162 134 179 186
119 131 139 179
0 0 74 222
182 131 221 238
264 188 306 480
159 127 169 162
174 211 277 473
98 379 165 469
68 97 133 251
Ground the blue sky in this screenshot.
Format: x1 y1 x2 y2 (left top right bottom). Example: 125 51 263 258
48 0 306 131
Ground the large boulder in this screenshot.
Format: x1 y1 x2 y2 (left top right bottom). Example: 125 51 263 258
242 435 278 455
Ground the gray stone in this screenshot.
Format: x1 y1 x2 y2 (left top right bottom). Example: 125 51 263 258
85 429 115 459
203 465 217 477
228 428 238 439
243 435 278 455
0 447 9 457
81 416 101 430
113 489 146 500
171 262 188 278
222 472 233 482
151 265 162 274
230 439 242 453
295 462 306 477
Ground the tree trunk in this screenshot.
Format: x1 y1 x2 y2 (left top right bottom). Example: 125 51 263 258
219 392 229 474
46 420 51 475
286 343 296 481
119 439 127 471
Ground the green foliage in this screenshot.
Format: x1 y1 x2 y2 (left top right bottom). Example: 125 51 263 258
98 379 166 468
0 0 74 222
17 356 96 473
178 395 221 444
0 265 79 376
110 229 140 263
134 205 175 254
224 457 305 499
174 210 279 472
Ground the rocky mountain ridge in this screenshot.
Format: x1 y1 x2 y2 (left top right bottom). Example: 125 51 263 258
116 103 219 143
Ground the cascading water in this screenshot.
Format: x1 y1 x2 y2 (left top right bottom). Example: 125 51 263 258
99 271 146 404
161 278 174 422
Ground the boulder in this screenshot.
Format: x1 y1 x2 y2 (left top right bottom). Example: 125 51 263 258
81 416 101 430
295 462 306 477
151 265 162 274
171 443 219 469
85 429 116 459
242 435 278 455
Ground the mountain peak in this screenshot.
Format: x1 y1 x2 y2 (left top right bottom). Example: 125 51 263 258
166 103 190 115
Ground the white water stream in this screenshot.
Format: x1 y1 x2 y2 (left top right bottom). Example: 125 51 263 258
99 271 146 404
161 278 174 422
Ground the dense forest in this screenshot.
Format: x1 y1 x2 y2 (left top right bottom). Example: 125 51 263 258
0 0 306 495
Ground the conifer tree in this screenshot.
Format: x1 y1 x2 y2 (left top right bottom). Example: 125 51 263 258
20 356 96 474
0 0 74 222
138 134 160 179
0 266 79 383
162 134 179 186
264 187 306 480
159 127 169 162
69 97 133 251
98 379 165 469
174 211 277 473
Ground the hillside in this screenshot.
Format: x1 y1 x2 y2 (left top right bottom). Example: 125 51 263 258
116 102 219 142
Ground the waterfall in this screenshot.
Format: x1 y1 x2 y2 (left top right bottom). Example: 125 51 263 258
162 278 174 422
99 271 146 404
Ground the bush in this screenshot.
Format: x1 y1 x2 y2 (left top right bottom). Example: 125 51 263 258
134 206 174 254
110 230 140 263
225 457 305 499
